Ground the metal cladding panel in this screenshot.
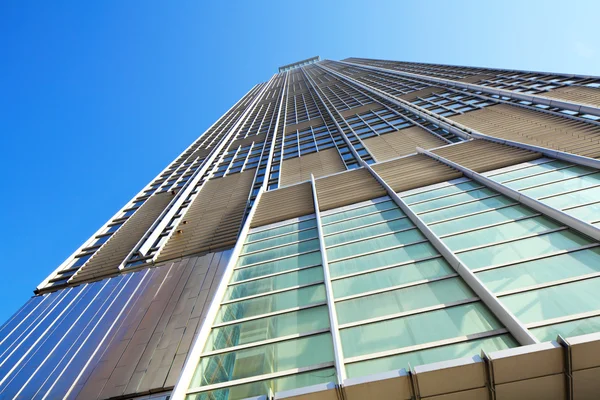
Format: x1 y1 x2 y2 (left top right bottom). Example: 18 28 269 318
542 85 600 107
449 104 600 158
431 140 541 173
157 170 255 262
363 126 448 161
0 252 230 400
280 148 346 186
70 192 175 284
251 182 314 228
372 153 462 193
315 168 387 211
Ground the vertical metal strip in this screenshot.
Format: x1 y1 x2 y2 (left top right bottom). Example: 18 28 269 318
360 161 539 346
171 186 266 400
310 174 347 384
417 147 600 242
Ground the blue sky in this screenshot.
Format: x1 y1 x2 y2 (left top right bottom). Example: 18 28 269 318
0 0 599 322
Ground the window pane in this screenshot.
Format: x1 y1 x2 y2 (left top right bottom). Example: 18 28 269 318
476 248 600 293
205 306 330 351
242 228 318 254
191 333 334 387
542 186 600 210
430 205 537 236
443 216 561 251
323 208 404 235
522 172 600 198
321 200 395 225
231 252 321 282
237 239 320 267
488 160 568 183
531 316 600 342
345 335 516 378
411 188 496 213
336 278 474 324
247 219 316 242
340 303 502 358
565 202 600 224
420 196 514 224
329 242 438 278
215 285 326 324
504 165 593 190
225 267 324 301
332 258 452 298
327 229 425 261
402 181 482 204
458 230 592 270
502 278 600 324
324 218 413 247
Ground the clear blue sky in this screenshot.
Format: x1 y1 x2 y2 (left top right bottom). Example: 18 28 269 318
1 0 599 322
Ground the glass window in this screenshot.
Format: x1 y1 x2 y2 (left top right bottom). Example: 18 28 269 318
340 302 502 358
332 258 452 298
502 277 600 324
325 218 413 247
224 267 324 301
522 172 600 199
215 285 326 324
542 186 600 210
237 239 320 267
242 228 318 254
205 306 330 351
322 209 404 235
419 196 514 224
488 160 569 183
231 252 321 283
336 278 474 324
476 248 600 293
247 219 317 242
564 202 600 225
504 165 594 190
191 333 334 387
329 242 438 278
411 188 497 213
403 181 482 205
345 335 516 378
532 316 600 342
327 229 425 262
458 230 593 270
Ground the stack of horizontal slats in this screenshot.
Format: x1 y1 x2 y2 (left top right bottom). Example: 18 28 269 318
251 182 314 228
315 168 387 211
364 126 448 161
280 148 346 186
542 86 600 107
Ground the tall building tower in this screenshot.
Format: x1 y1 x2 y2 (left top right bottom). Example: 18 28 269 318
2 56 600 399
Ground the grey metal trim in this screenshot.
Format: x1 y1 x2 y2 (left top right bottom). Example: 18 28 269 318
496 272 600 297
339 60 600 118
419 147 600 242
186 362 336 395
331 254 444 281
338 297 479 330
362 161 538 345
211 302 328 329
220 281 324 305
200 328 331 357
310 174 347 383
334 273 459 302
343 329 509 364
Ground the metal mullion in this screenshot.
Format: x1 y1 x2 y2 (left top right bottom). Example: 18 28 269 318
324 215 409 238
234 249 320 271
471 243 600 274
229 264 321 286
211 302 328 329
185 362 336 396
439 212 543 239
361 160 538 345
335 273 459 303
310 174 347 383
343 328 509 365
496 272 600 298
200 328 331 358
326 226 419 249
331 254 444 282
453 227 568 254
415 193 501 216
419 147 600 242
338 297 480 330
220 281 323 305
329 239 429 264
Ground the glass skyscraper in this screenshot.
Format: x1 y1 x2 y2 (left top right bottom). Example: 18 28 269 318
2 56 600 399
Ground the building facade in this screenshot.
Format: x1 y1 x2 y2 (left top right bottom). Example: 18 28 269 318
2 56 600 399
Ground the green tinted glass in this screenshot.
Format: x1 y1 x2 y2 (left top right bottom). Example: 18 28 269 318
321 200 395 225
247 219 316 242
237 239 320 267
403 180 482 204
532 316 600 342
231 252 321 282
242 228 318 254
411 188 496 213
327 229 425 261
324 218 413 247
430 205 537 236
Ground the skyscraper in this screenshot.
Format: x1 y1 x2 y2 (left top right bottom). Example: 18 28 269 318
2 55 600 399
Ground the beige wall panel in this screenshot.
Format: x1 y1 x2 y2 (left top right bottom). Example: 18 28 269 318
449 104 600 158
373 154 462 193
280 148 346 186
573 366 600 400
424 387 489 400
70 192 174 284
364 126 448 161
542 86 600 107
431 140 541 173
251 182 314 228
157 170 255 262
494 374 565 400
315 168 386 211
